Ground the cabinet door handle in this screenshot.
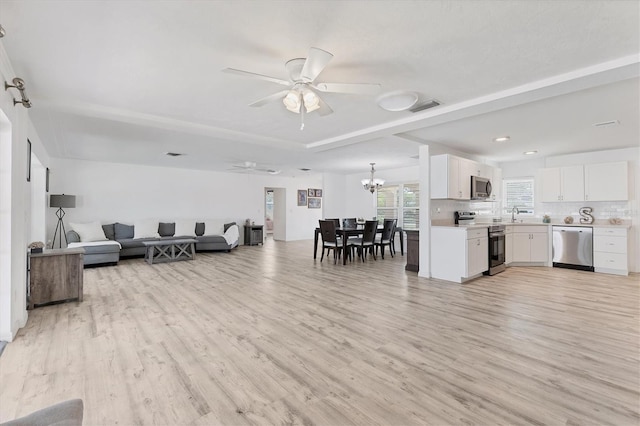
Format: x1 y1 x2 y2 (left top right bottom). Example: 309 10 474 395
585 194 588 200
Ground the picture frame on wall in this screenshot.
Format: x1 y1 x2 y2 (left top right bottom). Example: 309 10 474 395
46 168 50 192
297 189 307 206
315 189 323 197
27 139 31 182
308 197 321 209
308 188 314 197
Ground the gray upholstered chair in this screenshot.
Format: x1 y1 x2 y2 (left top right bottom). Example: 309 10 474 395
1 399 83 426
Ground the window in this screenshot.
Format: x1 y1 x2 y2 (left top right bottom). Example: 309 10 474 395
376 183 419 229
503 178 534 215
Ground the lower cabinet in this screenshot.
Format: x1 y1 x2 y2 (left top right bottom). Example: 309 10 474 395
431 226 488 283
593 227 629 275
511 226 549 264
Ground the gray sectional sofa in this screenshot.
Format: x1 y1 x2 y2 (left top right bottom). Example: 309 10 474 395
67 221 239 266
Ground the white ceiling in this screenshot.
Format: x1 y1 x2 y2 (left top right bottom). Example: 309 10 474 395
1 0 638 175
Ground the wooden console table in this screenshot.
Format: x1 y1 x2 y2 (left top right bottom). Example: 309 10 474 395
28 248 85 309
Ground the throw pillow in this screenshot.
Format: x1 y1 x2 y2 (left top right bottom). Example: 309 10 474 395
174 220 196 237
204 219 224 236
224 222 237 233
102 224 116 240
195 222 205 236
158 222 175 237
70 221 107 242
114 223 134 240
133 220 160 239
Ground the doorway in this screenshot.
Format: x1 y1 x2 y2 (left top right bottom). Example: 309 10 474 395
266 187 286 241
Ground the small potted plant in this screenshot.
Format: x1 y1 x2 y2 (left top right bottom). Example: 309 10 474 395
28 241 44 254
542 215 551 223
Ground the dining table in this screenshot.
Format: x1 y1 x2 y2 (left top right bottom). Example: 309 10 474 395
314 226 404 265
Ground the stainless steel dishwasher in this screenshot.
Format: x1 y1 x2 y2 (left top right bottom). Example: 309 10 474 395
552 226 594 271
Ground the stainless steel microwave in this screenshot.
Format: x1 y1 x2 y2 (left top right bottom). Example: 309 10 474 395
471 176 492 200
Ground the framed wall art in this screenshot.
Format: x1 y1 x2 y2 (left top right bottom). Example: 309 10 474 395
46 167 50 192
308 197 321 209
315 189 323 197
297 189 307 206
308 188 314 197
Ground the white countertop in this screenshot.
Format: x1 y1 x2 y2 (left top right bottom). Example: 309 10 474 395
433 221 630 229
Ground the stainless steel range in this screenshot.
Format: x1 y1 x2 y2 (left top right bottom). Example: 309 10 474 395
485 224 506 275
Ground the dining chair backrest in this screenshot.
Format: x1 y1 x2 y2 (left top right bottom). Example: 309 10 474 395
325 218 341 228
343 218 357 228
381 219 395 240
319 220 338 244
363 220 378 243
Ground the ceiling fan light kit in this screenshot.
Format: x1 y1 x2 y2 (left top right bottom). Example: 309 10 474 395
223 47 381 128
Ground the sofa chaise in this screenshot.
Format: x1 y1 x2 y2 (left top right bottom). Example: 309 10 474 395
67 220 239 266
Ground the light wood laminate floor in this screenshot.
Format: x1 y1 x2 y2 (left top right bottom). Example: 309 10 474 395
1 238 639 425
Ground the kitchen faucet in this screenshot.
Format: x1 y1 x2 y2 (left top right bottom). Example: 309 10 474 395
511 206 520 223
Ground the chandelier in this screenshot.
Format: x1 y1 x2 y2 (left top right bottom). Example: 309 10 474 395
361 163 385 193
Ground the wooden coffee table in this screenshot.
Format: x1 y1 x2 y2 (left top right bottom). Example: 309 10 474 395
143 238 197 265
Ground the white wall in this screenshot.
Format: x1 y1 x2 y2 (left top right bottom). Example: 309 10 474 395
321 173 347 219
49 159 324 243
0 41 46 341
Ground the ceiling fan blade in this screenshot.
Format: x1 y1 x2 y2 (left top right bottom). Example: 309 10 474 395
300 47 334 82
222 68 291 86
249 90 290 107
317 96 333 116
315 82 382 95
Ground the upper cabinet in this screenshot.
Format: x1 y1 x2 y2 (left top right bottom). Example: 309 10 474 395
585 161 628 201
541 165 584 202
431 154 499 200
541 161 628 203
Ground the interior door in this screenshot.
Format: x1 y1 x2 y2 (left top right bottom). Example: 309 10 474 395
272 188 286 241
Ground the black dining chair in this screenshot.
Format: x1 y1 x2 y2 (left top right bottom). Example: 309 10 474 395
325 218 341 228
374 219 396 259
342 218 357 229
349 220 378 262
319 220 344 264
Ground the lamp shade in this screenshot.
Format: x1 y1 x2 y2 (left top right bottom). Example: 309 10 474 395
50 194 76 208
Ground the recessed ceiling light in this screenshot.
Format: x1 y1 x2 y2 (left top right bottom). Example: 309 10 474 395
377 90 419 112
493 136 510 142
165 152 184 157
523 150 538 155
593 120 620 127
299 168 311 172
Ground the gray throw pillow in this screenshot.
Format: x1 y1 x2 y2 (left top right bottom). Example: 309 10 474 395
158 222 175 237
102 224 116 240
195 222 205 236
114 222 134 240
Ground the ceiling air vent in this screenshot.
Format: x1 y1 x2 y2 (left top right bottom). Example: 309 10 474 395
299 168 311 171
409 99 441 113
165 152 184 157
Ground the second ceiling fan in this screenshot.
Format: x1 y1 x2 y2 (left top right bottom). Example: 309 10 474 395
223 47 381 127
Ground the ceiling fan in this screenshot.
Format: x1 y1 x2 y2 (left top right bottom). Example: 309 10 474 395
222 47 381 128
228 161 281 175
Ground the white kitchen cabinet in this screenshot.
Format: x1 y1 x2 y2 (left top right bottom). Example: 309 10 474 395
431 154 498 200
511 226 549 264
467 233 489 277
541 166 584 202
431 154 472 200
593 227 629 275
585 162 628 201
505 225 513 264
431 226 488 283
